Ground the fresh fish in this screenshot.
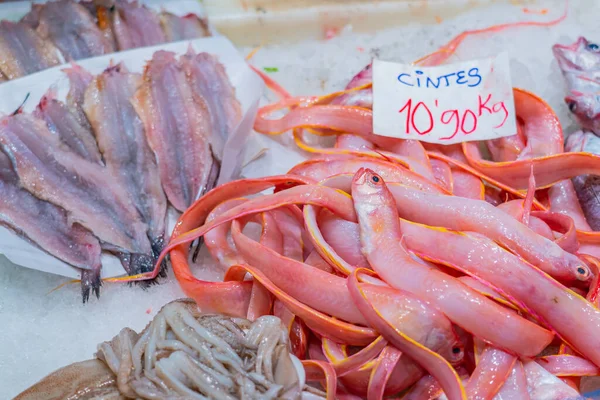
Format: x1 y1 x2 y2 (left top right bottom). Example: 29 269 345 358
159 12 210 42
63 63 94 124
331 62 373 108
553 37 600 135
0 20 61 79
83 64 167 253
20 4 43 28
34 88 102 164
0 149 102 301
0 113 154 275
111 1 166 51
94 4 118 51
132 51 217 212
181 50 241 160
565 130 600 231
33 0 115 60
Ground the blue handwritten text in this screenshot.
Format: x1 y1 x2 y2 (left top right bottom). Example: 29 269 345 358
397 68 482 88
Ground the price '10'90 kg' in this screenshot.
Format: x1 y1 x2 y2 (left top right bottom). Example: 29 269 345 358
398 93 509 141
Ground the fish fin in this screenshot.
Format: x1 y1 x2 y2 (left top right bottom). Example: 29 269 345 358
242 147 269 169
200 148 221 198
152 236 170 277
130 253 165 287
12 93 30 115
81 267 102 303
185 43 196 58
523 165 536 226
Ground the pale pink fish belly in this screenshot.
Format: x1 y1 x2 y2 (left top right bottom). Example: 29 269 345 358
465 346 516 400
493 362 530 400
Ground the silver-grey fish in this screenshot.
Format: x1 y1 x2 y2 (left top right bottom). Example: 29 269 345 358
553 37 600 135
565 130 600 231
0 149 103 301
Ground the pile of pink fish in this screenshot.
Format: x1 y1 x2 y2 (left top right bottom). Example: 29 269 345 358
0 0 210 81
142 36 600 399
0 49 241 301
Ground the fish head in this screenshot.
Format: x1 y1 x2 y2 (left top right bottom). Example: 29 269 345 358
553 37 600 73
564 89 600 134
427 326 465 366
352 167 387 200
352 168 399 243
553 37 600 134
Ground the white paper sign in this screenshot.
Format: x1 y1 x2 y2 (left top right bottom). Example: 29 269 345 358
372 53 517 144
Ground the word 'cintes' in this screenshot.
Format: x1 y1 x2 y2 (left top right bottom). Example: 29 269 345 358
397 68 482 88
372 53 517 144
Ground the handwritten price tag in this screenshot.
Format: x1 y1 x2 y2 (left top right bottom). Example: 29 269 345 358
372 53 516 144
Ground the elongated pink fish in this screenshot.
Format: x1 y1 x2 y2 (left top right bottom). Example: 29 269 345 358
331 63 373 108
351 168 554 357
385 182 591 283
231 215 462 362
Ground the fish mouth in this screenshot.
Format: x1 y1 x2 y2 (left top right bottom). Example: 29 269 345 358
553 36 587 52
552 46 581 71
352 167 368 185
552 37 587 71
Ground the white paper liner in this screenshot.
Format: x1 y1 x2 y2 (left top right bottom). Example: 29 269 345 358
0 36 264 279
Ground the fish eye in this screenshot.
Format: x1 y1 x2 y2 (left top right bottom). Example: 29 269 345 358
568 101 577 113
576 265 591 281
371 175 380 183
587 43 600 52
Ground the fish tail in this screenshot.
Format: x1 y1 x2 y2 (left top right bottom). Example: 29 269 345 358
151 236 169 278
81 267 102 303
130 252 166 288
